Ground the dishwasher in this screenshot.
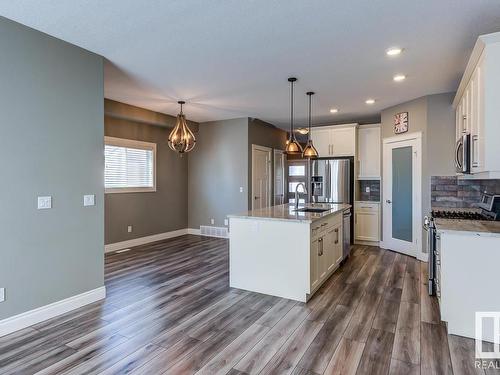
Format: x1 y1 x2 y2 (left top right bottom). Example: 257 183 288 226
343 208 351 259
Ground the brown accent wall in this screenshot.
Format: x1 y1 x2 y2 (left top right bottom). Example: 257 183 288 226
104 100 196 244
247 118 288 208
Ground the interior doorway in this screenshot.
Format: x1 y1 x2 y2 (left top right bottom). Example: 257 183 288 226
251 145 272 210
381 132 422 258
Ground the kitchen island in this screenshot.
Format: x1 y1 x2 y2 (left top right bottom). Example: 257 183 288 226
228 203 351 302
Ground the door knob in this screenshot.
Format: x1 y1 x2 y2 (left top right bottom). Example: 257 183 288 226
386 199 392 204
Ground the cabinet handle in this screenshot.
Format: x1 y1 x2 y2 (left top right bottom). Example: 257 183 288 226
318 237 323 256
321 223 327 227
335 228 339 244
471 135 479 168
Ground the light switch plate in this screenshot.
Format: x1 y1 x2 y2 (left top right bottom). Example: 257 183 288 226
239 187 243 193
365 186 371 193
0 288 5 303
83 194 95 206
224 219 229 226
210 218 215 225
37 196 52 210
127 225 133 233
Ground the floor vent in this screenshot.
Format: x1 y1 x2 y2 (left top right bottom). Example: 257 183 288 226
200 226 229 238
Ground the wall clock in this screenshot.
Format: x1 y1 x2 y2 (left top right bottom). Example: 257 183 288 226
394 112 408 134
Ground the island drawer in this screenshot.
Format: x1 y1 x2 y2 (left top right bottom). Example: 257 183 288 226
354 202 379 213
310 213 342 237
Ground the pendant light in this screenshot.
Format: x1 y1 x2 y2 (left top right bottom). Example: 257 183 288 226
168 101 196 155
285 77 303 154
302 92 319 159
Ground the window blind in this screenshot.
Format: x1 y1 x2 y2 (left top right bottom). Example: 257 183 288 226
104 137 156 192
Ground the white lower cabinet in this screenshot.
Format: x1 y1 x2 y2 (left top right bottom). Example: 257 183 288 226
310 213 343 293
354 202 380 242
310 237 320 291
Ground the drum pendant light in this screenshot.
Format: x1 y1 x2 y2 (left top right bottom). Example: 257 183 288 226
302 92 319 159
285 77 303 154
168 101 196 155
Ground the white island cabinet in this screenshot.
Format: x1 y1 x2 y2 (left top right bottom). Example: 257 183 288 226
228 203 350 302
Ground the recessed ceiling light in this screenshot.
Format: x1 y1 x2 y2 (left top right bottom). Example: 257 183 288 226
393 74 406 82
365 99 375 105
329 108 339 113
386 47 403 56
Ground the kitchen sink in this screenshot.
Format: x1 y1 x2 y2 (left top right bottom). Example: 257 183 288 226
294 207 330 213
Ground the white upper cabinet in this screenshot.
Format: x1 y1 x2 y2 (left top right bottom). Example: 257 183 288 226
357 124 381 179
453 32 500 178
311 124 358 158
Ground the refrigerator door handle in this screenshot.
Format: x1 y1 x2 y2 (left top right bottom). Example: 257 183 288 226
325 161 331 202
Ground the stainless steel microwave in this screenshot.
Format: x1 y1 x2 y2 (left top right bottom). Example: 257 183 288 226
455 133 471 174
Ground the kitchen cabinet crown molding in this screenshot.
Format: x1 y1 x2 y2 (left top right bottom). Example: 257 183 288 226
453 31 500 108
311 123 358 130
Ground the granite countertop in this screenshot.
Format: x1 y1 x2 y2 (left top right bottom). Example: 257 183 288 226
434 218 500 237
228 203 351 223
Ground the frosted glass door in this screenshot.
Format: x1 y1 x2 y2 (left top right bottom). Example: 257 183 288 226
392 147 413 242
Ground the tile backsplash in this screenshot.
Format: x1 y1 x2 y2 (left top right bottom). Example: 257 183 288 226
358 180 380 202
431 176 500 208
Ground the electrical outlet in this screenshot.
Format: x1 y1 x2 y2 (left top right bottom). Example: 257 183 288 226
83 194 95 206
239 187 243 193
224 219 229 226
0 288 5 303
127 225 133 233
365 186 371 193
210 218 215 225
37 196 52 210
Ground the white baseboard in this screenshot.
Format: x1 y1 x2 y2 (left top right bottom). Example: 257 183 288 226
105 228 189 253
0 286 106 338
187 228 201 235
354 239 381 246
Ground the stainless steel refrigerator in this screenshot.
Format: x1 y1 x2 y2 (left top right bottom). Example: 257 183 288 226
310 158 354 244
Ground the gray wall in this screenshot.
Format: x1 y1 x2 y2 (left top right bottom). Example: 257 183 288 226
248 118 288 208
427 93 456 176
0 17 104 319
188 118 249 228
381 93 455 250
104 99 193 244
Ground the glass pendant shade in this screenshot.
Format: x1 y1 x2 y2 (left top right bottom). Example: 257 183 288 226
285 77 303 154
285 137 303 154
302 139 319 158
302 91 319 158
168 101 196 155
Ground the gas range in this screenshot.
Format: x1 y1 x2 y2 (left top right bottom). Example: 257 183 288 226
424 193 500 297
431 210 495 221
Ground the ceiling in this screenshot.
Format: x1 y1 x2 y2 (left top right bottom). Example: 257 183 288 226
1 1 500 129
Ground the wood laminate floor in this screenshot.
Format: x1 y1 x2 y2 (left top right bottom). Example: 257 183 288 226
0 235 494 374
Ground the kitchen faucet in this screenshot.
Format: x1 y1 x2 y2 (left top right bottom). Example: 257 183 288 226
294 182 308 210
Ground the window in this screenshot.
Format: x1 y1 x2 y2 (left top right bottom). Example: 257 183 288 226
288 165 305 177
104 137 156 193
287 160 309 204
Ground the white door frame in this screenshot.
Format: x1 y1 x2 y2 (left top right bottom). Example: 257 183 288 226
380 132 423 259
273 149 286 206
251 144 272 210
